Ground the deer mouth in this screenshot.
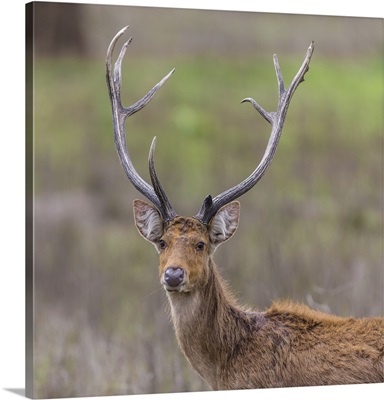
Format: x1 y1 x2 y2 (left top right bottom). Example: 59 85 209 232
162 282 191 293
164 284 184 292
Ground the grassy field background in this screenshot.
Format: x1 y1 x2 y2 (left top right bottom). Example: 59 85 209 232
30 4 382 397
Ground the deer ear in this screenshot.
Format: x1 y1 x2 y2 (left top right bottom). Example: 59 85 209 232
208 201 240 248
133 199 164 243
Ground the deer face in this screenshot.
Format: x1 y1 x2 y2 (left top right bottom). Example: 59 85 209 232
133 199 240 292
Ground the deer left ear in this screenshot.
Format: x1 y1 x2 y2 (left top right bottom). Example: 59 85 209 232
208 201 240 248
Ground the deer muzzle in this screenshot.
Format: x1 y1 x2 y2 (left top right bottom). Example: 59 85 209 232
163 267 185 291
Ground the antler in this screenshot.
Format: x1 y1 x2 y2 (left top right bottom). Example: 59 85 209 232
194 42 315 224
106 26 177 221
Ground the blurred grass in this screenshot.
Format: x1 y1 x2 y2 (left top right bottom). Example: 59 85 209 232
33 52 382 397
34 54 382 191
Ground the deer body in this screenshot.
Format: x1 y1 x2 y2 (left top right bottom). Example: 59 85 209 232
170 281 384 389
106 27 384 390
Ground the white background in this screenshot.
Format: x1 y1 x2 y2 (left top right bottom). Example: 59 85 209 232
0 1 382 399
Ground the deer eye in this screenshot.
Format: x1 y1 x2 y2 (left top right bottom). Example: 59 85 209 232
159 240 167 250
196 241 205 251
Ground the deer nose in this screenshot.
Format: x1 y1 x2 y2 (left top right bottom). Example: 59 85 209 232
164 267 185 287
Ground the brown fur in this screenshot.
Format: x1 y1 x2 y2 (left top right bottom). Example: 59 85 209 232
133 200 384 389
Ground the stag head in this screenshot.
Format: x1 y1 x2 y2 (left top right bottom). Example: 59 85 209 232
106 26 314 293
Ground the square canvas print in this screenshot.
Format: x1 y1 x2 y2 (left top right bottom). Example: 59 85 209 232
26 2 383 398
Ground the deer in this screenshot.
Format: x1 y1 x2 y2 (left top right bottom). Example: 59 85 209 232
106 26 384 390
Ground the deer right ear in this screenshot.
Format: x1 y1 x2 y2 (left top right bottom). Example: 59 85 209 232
133 199 164 243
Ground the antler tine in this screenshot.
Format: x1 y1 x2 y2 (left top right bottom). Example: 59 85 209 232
106 26 176 221
148 137 177 220
195 42 315 224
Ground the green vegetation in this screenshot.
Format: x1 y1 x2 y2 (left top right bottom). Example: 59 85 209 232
33 53 382 397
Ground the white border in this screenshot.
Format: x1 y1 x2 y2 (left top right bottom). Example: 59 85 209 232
0 1 382 400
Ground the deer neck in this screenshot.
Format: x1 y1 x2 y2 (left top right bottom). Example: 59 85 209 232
166 257 252 387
